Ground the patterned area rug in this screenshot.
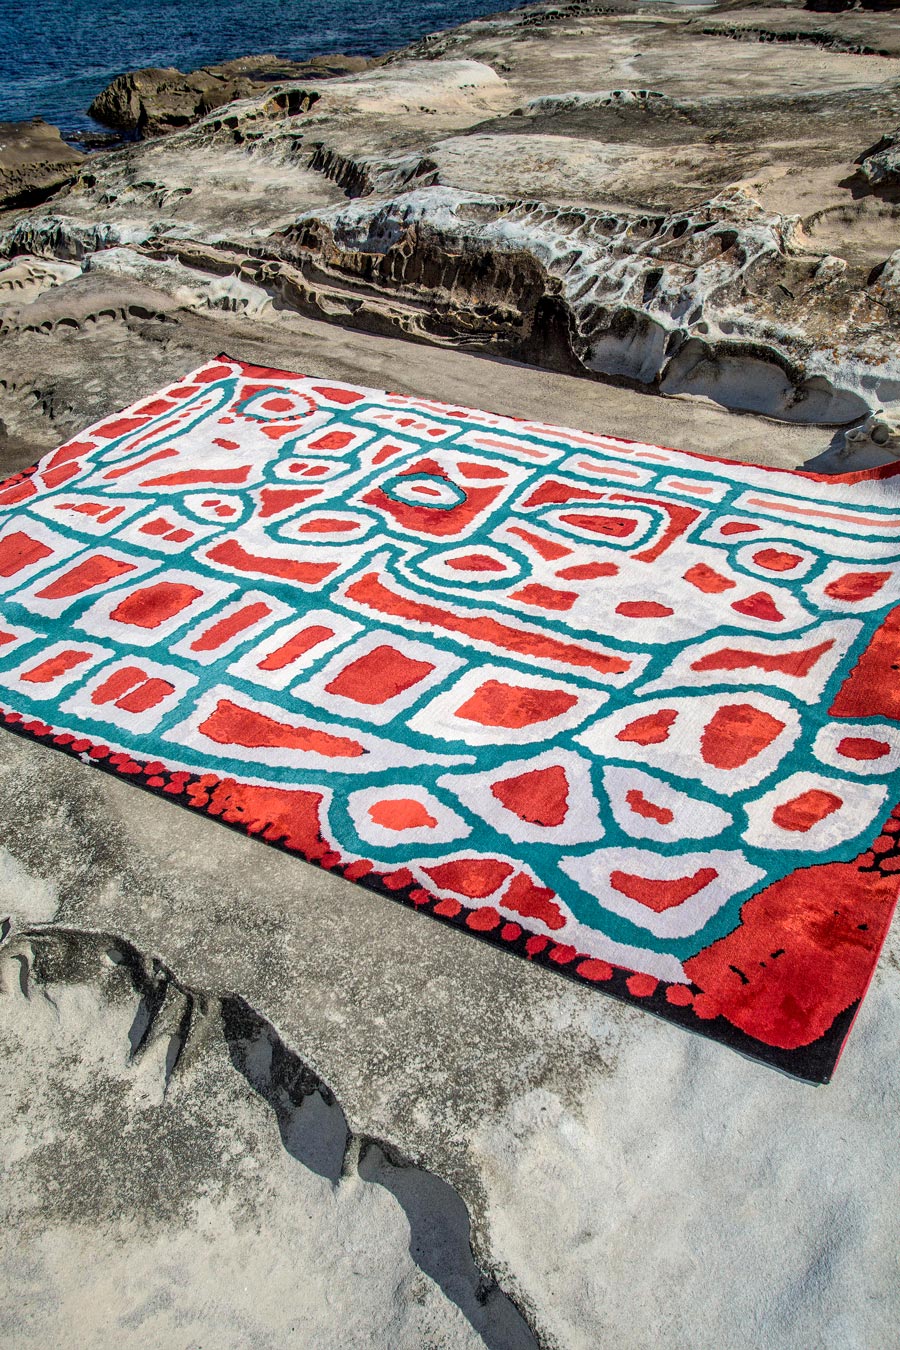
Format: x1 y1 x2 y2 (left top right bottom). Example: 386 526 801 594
0 356 898 1082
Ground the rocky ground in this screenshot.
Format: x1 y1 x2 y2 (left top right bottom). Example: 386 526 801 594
1 2 900 1346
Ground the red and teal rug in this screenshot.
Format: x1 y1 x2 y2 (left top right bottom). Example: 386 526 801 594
1 356 898 1081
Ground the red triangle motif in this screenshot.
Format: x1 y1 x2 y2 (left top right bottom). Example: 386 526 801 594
490 765 569 827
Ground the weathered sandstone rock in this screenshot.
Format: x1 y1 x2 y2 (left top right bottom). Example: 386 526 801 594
0 120 84 210
88 52 372 137
855 125 900 192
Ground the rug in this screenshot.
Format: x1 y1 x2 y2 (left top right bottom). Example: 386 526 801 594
0 355 898 1082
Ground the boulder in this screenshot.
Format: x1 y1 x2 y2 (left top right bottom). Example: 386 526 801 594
855 127 900 194
88 53 372 138
0 119 84 211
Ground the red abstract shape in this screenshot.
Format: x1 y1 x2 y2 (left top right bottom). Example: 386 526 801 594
46 440 94 468
611 866 718 913
110 581 203 629
200 698 365 758
0 532 52 577
491 765 569 826
467 906 502 931
258 488 321 518
626 974 658 997
296 518 360 533
143 466 251 487
194 363 234 382
625 789 674 825
511 583 578 611
690 638 834 678
35 554 136 599
616 708 677 745
577 958 614 981
556 562 618 580
140 517 174 536
837 736 891 761
311 385 363 404
207 539 338 585
700 704 785 769
666 984 694 1007
425 858 514 898
20 649 92 683
731 592 785 622
91 666 146 705
370 442 407 467
522 480 605 507
615 601 673 618
559 512 636 537
683 562 735 593
103 448 177 480
502 872 566 929
446 553 507 573
368 799 438 831
257 626 334 670
455 679 577 729
0 479 37 505
830 607 900 720
190 602 272 652
458 462 506 479
309 430 355 450
684 849 899 1050
720 521 760 535
824 571 891 602
95 415 151 439
752 549 802 572
344 570 631 675
41 463 81 489
325 645 434 705
772 789 843 832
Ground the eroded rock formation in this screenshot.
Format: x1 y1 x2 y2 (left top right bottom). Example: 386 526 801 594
88 53 373 138
0 120 84 211
2 0 900 459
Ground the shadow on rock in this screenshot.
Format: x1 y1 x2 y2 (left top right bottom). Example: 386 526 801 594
223 993 539 1349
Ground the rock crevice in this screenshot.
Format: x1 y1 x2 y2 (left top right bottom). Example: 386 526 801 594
0 920 542 1350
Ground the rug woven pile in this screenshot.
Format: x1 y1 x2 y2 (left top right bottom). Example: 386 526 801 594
1 355 898 1081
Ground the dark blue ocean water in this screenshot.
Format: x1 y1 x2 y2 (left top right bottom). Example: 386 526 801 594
0 0 522 138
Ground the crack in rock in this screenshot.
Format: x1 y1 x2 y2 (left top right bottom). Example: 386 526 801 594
0 919 542 1350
